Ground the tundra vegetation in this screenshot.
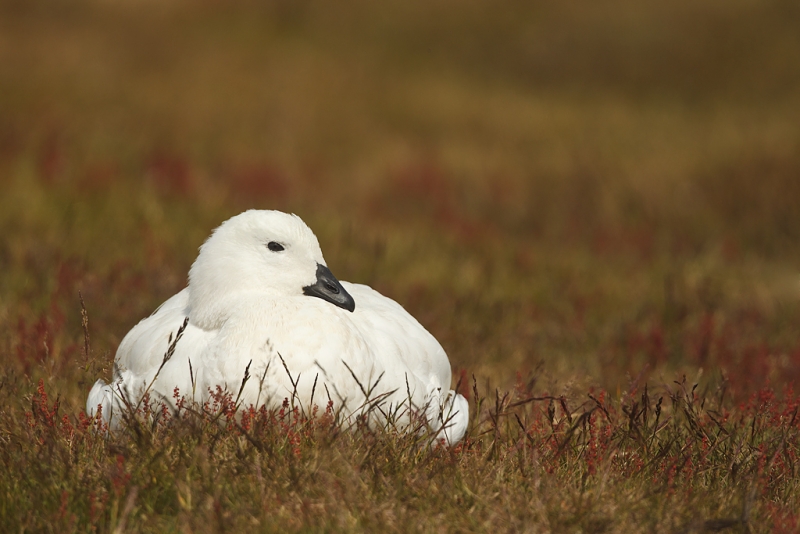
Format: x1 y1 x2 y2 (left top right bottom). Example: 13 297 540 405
1 0 800 532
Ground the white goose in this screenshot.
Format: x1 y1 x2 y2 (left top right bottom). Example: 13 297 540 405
87 210 469 445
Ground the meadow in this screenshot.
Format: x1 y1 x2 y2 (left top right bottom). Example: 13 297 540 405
1 0 800 531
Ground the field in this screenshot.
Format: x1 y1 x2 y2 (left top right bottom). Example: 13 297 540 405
2 0 800 531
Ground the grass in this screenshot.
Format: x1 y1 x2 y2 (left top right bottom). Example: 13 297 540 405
1 0 800 531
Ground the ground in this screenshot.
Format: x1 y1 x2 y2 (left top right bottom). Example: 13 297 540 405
1 1 800 532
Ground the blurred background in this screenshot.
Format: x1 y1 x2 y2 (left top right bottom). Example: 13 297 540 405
2 0 800 402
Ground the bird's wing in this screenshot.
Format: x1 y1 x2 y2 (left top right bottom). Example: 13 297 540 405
114 288 214 399
343 282 452 394
344 282 469 444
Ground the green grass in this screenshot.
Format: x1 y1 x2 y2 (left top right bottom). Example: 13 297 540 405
2 0 800 531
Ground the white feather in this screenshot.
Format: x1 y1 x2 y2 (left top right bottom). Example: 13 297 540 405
86 210 468 445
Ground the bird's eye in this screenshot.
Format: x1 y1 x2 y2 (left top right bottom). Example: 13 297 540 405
267 241 285 252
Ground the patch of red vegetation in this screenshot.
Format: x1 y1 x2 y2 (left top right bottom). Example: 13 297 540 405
691 312 715 365
145 150 195 197
591 226 656 261
225 162 288 203
15 303 63 375
368 160 482 240
0 120 22 167
110 454 131 497
26 379 60 429
38 130 65 185
79 161 118 192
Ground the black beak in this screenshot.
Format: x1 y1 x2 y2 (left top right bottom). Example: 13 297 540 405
302 264 356 312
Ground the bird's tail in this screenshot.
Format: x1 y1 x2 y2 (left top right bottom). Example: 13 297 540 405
432 390 469 446
86 379 116 429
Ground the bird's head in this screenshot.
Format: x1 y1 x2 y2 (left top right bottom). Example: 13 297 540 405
188 210 355 329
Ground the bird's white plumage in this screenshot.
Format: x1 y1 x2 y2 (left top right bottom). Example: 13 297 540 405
86 210 468 444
